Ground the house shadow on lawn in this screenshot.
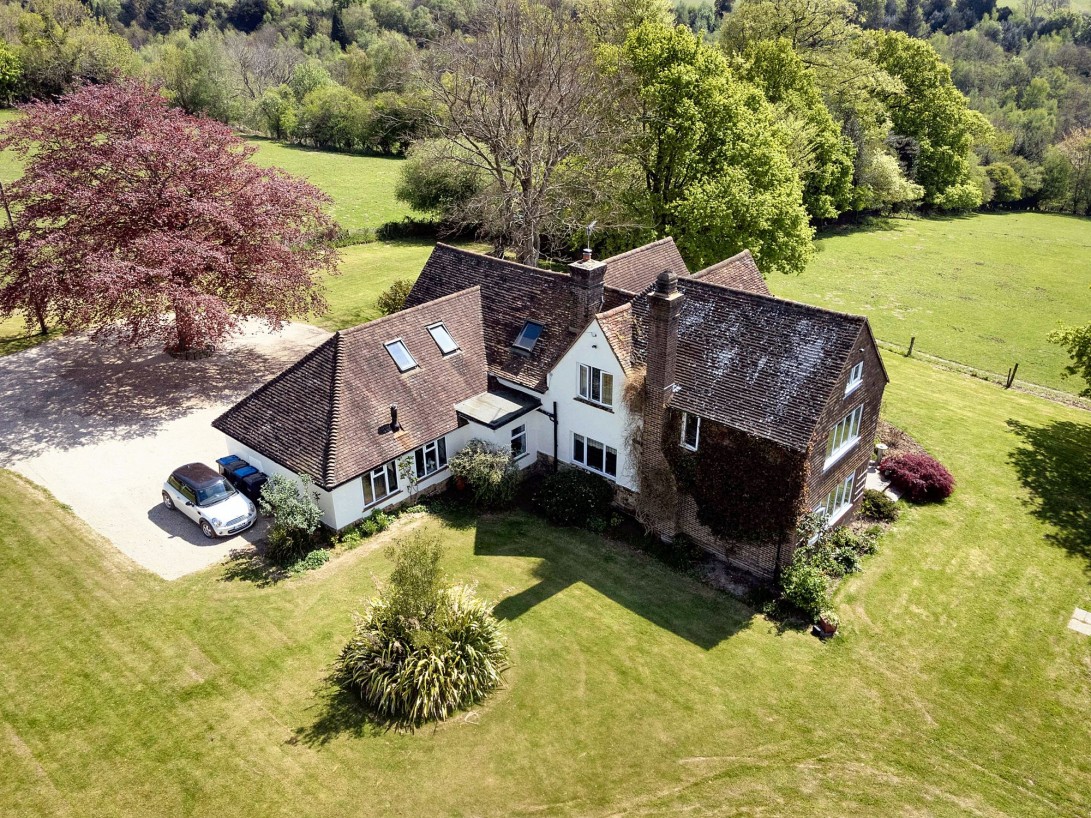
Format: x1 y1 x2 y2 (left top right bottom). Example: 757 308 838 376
1007 418 1091 573
472 512 754 650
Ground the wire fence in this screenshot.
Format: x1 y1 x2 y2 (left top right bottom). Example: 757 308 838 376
875 337 1091 412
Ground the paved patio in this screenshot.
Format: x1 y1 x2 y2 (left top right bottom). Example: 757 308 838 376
0 321 330 579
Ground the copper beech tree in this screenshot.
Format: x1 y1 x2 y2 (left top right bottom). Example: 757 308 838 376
0 81 338 354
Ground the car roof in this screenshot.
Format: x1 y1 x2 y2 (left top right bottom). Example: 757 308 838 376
172 463 223 489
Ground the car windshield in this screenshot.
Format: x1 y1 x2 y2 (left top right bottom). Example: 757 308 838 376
196 478 236 507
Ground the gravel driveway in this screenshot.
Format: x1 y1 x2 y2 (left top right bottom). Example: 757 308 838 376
0 321 330 579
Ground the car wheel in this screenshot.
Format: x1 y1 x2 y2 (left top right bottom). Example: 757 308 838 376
162 491 175 511
200 520 216 539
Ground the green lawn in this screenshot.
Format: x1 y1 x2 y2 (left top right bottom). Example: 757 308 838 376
247 138 413 233
769 212 1091 395
2 354 1090 816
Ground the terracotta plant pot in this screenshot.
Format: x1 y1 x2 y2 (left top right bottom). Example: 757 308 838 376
454 475 467 491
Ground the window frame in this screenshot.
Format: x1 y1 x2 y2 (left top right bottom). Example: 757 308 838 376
513 321 544 354
426 322 460 356
384 339 418 373
413 438 448 479
578 364 614 407
571 432 617 479
362 461 399 508
823 405 864 470
845 361 864 395
511 424 528 460
681 412 700 451
815 471 856 526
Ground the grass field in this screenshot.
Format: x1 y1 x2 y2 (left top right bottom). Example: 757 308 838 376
2 353 1090 816
246 138 412 233
768 213 1091 395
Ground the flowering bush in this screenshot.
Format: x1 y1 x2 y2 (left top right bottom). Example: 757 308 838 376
449 439 520 509
879 453 954 503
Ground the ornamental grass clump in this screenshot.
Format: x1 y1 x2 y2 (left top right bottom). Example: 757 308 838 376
879 453 954 503
336 532 508 728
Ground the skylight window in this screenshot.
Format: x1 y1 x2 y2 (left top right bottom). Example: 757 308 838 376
427 322 459 355
513 321 543 354
384 339 417 373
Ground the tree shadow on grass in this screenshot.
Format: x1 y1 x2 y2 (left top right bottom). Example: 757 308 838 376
1007 418 1091 573
475 512 755 650
220 547 288 587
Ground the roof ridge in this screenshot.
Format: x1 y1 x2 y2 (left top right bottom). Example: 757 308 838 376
692 249 753 278
596 301 632 320
603 237 675 264
681 276 867 324
323 333 344 489
338 285 483 337
432 243 572 282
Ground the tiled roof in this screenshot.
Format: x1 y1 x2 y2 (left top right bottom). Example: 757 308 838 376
213 288 488 489
631 279 867 451
596 303 635 374
603 238 689 294
405 244 579 392
691 250 770 295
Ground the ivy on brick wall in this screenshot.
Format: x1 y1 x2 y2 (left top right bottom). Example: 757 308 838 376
663 411 808 543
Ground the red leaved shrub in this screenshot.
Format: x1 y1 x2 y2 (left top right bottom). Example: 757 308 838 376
879 453 954 503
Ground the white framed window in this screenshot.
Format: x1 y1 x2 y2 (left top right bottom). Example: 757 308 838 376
427 323 459 355
384 339 417 373
815 472 856 525
363 461 398 508
824 405 863 470
511 424 528 459
413 438 447 478
681 412 700 450
578 364 614 407
845 361 864 395
572 433 617 479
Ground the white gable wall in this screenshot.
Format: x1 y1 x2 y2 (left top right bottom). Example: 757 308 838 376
542 319 637 491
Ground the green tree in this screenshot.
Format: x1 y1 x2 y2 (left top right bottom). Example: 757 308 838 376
984 162 1022 203
1048 322 1091 398
152 31 239 123
618 23 813 274
739 38 855 221
258 474 323 564
869 30 990 209
0 42 22 105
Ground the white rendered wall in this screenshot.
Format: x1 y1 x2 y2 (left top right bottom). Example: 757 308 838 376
541 319 636 491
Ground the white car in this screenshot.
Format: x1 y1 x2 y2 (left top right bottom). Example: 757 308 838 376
162 463 257 539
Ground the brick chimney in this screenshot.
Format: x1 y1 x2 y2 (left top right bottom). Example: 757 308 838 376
645 269 683 407
640 269 685 535
568 249 607 332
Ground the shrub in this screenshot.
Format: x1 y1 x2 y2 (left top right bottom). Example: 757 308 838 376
360 509 394 537
533 469 614 529
375 279 413 316
779 555 829 619
259 474 323 565
287 548 330 576
879 453 954 503
448 439 521 509
860 488 901 522
336 533 508 727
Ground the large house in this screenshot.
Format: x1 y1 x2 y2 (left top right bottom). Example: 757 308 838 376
213 239 887 579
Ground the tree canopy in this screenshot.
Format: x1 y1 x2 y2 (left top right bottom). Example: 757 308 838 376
617 23 814 274
0 81 338 353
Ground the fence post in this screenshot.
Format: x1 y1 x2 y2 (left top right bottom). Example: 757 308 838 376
906 336 915 357
1006 363 1019 389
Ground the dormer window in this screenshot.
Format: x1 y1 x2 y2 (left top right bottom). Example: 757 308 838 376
427 322 459 355
384 339 417 373
845 361 863 395
513 321 543 354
